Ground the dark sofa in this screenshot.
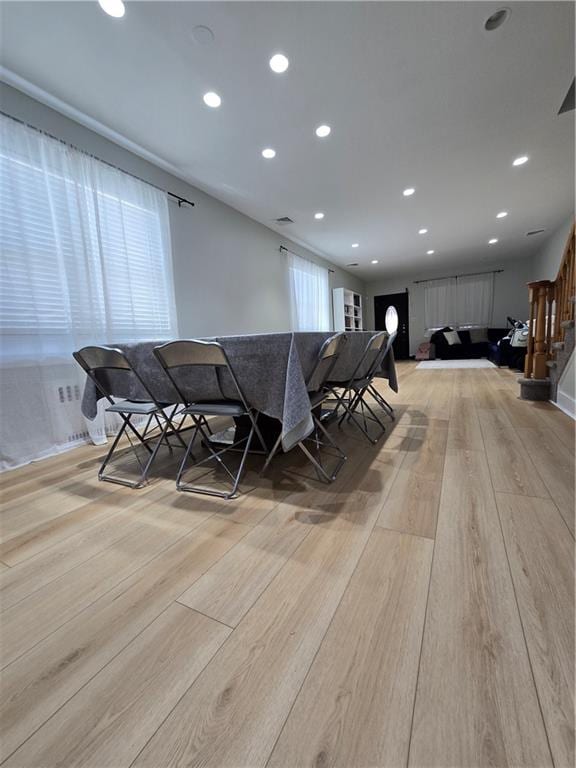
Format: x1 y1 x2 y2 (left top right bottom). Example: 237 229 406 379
430 327 508 360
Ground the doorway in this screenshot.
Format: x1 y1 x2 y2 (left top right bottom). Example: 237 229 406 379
374 291 410 359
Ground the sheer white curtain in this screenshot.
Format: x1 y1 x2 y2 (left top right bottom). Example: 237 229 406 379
424 277 457 330
424 273 495 330
0 114 178 469
287 251 331 331
456 272 494 327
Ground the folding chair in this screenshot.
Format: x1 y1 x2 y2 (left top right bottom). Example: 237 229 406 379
329 331 389 444
153 340 268 499
73 346 186 488
365 331 397 419
261 332 347 483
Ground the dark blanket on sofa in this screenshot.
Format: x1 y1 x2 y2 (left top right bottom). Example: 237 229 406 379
430 327 508 360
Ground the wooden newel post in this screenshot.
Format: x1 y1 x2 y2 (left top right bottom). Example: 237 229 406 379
528 280 551 380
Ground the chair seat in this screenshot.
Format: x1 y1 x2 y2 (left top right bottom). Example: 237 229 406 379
183 401 246 417
351 377 371 391
106 400 163 415
309 390 328 408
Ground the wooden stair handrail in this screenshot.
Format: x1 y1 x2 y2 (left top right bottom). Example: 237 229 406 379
524 221 575 380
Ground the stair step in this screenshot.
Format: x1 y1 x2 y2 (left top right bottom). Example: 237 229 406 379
546 360 557 369
551 341 565 351
560 319 575 330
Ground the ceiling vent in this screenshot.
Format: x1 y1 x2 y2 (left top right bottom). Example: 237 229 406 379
558 78 575 115
484 8 510 31
274 216 294 225
346 262 359 267
526 229 546 237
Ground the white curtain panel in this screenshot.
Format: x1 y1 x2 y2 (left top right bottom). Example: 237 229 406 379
424 273 495 330
287 251 331 331
456 272 494 327
0 114 178 470
424 277 457 330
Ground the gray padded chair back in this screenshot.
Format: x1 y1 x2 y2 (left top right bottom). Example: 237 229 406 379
154 339 250 412
73 345 159 406
73 346 131 373
380 331 397 364
353 331 388 380
306 333 346 391
154 340 228 369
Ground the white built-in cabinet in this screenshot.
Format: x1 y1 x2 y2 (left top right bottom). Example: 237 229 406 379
333 287 363 332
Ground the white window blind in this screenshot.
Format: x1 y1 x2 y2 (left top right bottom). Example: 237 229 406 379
287 251 331 331
0 114 178 469
0 114 177 362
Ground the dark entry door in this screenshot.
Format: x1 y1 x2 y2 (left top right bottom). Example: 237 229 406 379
374 292 410 359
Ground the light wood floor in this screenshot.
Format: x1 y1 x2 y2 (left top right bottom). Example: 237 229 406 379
0 363 574 768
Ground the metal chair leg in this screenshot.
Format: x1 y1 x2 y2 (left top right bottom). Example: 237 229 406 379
98 418 130 483
134 413 174 488
297 441 334 483
261 432 283 475
177 416 256 498
227 424 256 498
340 389 386 444
99 411 172 489
367 384 395 418
309 414 347 481
176 419 201 489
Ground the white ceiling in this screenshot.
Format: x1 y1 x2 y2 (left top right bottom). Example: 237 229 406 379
1 1 574 280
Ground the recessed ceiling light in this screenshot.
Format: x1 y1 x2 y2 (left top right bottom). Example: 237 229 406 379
403 187 415 197
427 249 435 255
371 260 379 264
513 156 529 166
315 125 331 138
488 238 498 245
351 243 359 248
98 0 125 17
314 212 324 220
496 211 508 218
262 148 276 159
418 228 428 235
203 92 221 108
192 25 215 45
269 53 289 73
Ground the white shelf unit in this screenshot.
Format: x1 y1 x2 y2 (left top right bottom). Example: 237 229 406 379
333 287 363 332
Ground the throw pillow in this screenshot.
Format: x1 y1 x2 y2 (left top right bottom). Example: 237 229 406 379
443 330 461 346
457 330 472 345
469 327 489 343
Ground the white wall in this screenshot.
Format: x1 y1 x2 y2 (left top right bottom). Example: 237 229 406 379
557 351 575 419
530 216 573 281
364 256 533 355
1 83 365 336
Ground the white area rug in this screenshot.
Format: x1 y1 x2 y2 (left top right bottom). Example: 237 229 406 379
416 359 496 369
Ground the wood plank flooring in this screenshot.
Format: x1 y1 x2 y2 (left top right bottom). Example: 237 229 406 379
0 363 573 768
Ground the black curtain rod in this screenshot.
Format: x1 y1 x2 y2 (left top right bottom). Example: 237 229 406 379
413 268 504 284
279 244 335 273
1 110 195 208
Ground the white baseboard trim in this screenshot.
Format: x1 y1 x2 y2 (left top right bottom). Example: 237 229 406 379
552 392 576 421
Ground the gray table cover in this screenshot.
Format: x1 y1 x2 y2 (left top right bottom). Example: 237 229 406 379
81 331 397 451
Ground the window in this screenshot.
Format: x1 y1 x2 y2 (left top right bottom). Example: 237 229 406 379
424 273 494 330
0 114 178 469
0 113 177 363
287 251 330 331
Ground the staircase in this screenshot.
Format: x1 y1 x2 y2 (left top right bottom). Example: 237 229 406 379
520 222 575 403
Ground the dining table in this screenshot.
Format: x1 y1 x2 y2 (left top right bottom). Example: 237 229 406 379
81 331 398 452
